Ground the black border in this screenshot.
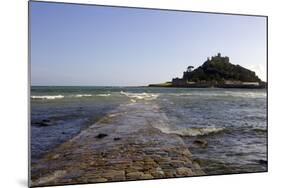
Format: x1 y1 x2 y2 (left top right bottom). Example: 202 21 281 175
28 0 268 187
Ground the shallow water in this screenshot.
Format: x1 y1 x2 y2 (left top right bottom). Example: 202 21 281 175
30 86 267 174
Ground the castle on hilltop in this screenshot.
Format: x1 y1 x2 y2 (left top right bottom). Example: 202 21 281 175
169 53 265 88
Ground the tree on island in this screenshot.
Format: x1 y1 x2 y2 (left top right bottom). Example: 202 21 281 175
187 66 194 72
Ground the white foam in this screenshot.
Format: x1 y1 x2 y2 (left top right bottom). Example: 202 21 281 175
130 99 136 103
75 94 92 97
120 91 159 101
152 122 225 136
172 127 225 136
31 95 64 100
96 94 111 97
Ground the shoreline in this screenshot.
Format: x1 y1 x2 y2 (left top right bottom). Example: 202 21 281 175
31 102 204 187
148 84 267 89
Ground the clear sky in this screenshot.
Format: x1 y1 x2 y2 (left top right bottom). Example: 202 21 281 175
30 1 267 86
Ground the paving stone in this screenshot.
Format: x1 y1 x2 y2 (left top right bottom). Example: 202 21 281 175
31 103 204 187
142 174 154 179
176 167 194 176
92 178 108 182
126 172 144 179
102 170 125 179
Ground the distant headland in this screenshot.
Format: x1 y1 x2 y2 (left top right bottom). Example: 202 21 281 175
149 53 266 89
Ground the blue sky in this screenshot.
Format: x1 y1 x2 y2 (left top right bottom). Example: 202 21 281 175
30 1 267 86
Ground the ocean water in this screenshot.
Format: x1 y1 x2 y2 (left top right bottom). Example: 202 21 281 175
30 86 267 174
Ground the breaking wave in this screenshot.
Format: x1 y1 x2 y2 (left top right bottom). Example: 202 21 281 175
75 94 92 97
31 95 64 100
96 94 111 97
75 93 110 97
168 127 226 136
120 91 159 101
31 93 112 99
152 123 225 136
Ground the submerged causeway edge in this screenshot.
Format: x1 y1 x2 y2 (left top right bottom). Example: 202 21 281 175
31 102 205 187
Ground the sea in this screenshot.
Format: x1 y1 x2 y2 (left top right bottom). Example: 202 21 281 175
30 86 267 175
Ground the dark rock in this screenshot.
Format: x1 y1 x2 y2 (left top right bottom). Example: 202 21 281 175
95 133 108 139
34 121 50 127
114 137 121 141
258 159 268 165
193 139 208 147
100 152 107 157
33 119 53 127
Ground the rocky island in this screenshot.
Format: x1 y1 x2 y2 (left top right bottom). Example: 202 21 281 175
149 53 266 88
